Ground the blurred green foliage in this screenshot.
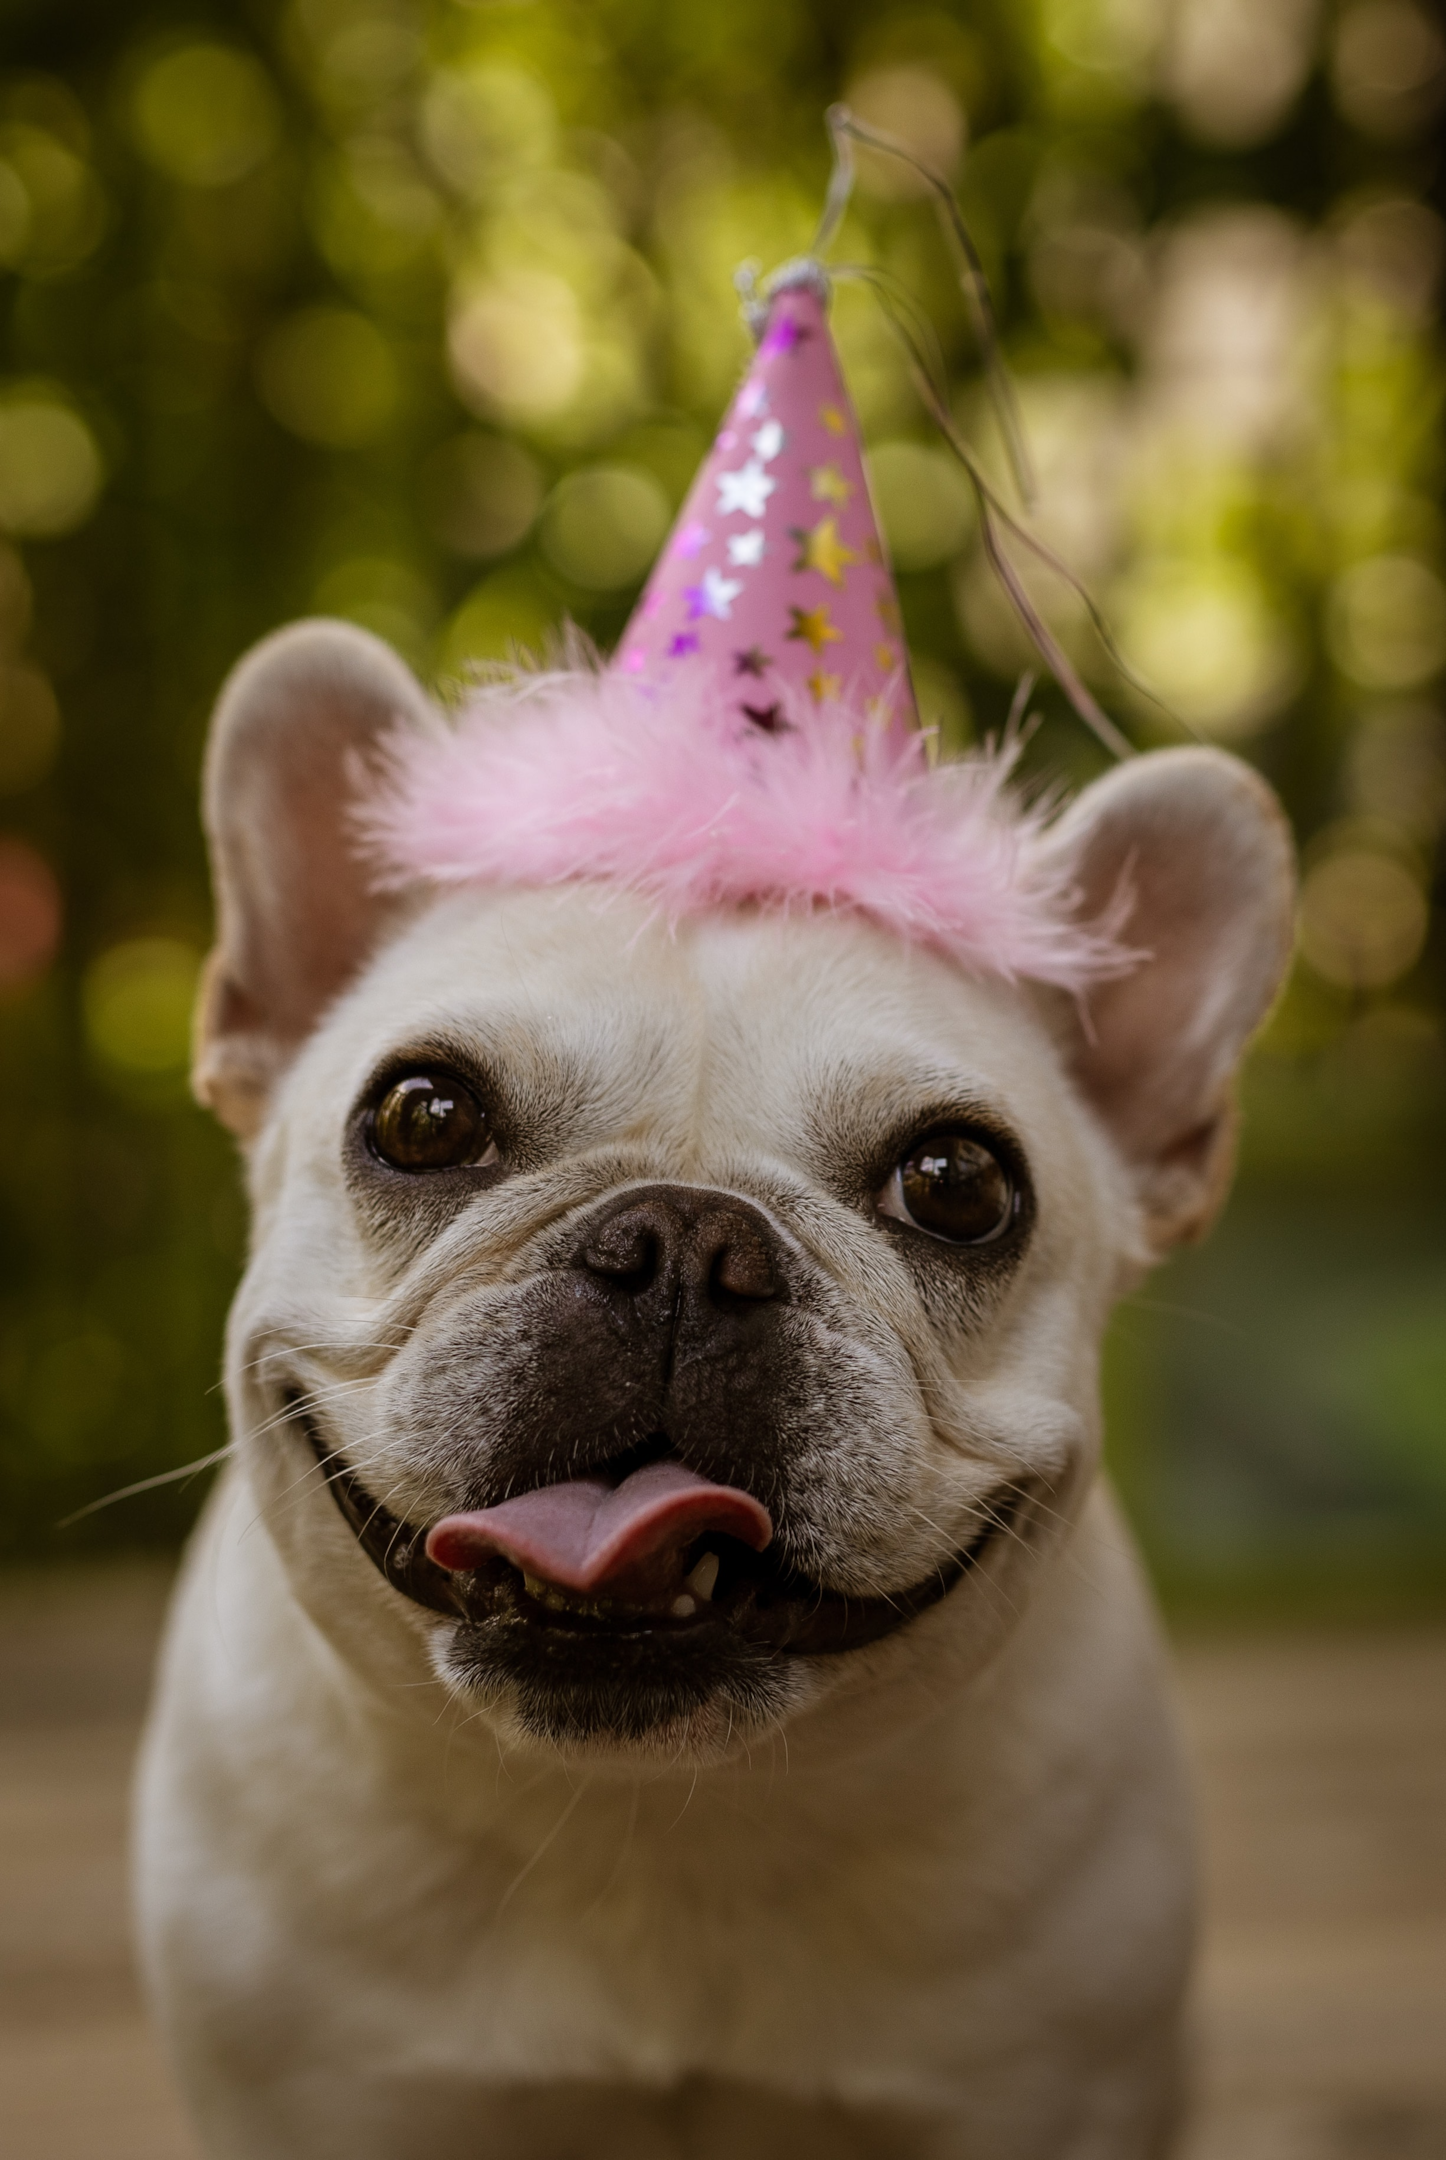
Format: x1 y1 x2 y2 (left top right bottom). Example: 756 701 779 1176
0 0 1442 1597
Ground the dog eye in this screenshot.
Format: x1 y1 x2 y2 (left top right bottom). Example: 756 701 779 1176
371 1074 495 1172
880 1131 1015 1245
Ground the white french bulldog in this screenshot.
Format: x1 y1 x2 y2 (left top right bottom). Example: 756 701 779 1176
135 620 1294 2159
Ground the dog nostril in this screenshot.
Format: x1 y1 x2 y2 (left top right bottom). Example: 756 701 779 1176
581 1218 659 1289
708 1228 779 1303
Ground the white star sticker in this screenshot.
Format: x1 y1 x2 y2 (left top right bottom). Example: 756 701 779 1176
716 460 775 519
700 565 743 618
751 419 785 462
727 528 766 566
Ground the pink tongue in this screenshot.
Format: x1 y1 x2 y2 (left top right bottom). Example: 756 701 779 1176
425 1461 773 1596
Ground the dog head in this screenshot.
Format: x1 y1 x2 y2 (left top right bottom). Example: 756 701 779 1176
194 621 1293 1763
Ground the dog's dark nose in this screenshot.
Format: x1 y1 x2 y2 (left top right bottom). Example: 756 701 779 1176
578 1185 781 1307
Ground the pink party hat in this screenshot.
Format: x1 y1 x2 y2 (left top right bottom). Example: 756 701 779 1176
614 264 917 741
358 261 1136 994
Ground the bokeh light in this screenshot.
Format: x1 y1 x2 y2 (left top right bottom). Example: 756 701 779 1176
310 137 441 282
1039 0 1162 100
297 0 423 113
0 120 107 276
0 835 60 989
131 43 280 189
437 565 558 678
1162 0 1319 148
538 464 671 591
1329 0 1446 140
1298 841 1430 991
1114 558 1302 738
1142 208 1307 454
311 557 438 664
419 60 558 199
447 271 586 425
1336 196 1444 320
1326 555 1446 692
419 432 545 561
1345 703 1446 838
843 68 965 199
82 938 201 1075
1027 179 1148 339
256 307 400 448
0 398 102 536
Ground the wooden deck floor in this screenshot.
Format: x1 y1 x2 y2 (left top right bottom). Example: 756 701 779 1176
2 1566 1443 2158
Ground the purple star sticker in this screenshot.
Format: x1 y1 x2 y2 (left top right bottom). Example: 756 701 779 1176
760 313 809 358
673 520 711 560
683 566 742 622
668 630 700 658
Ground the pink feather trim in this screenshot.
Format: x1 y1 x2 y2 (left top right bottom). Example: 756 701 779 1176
356 671 1137 992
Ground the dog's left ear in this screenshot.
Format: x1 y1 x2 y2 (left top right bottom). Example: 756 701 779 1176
1041 747 1296 1252
193 620 437 1140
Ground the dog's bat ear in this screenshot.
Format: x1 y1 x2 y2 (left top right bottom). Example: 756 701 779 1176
1042 747 1296 1253
192 620 437 1138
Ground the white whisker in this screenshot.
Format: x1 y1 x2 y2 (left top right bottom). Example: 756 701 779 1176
492 1776 589 1921
57 1445 235 1528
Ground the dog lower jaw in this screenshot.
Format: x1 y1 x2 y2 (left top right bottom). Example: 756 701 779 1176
292 1407 1033 1745
433 1614 810 1760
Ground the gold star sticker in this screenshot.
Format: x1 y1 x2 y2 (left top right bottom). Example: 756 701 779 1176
875 642 897 670
807 670 842 703
808 461 854 506
791 515 861 588
819 402 846 435
876 592 902 635
786 603 843 654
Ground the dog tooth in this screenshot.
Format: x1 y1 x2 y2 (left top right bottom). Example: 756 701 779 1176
522 1572 546 1597
671 1594 697 1617
685 1552 720 1602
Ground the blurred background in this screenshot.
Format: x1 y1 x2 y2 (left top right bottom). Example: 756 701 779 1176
0 0 1442 1615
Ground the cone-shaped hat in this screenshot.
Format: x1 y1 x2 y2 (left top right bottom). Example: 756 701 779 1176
359 261 1135 996
614 264 917 742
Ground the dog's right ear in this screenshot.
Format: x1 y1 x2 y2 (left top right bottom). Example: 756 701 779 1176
1038 746 1295 1254
192 620 437 1139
